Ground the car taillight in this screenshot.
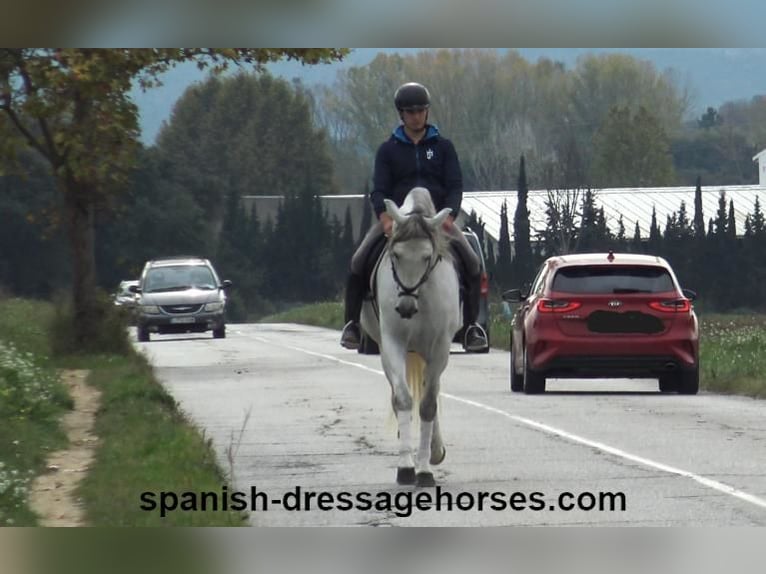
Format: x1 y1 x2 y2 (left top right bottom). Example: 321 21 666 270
537 299 582 313
648 299 691 313
480 272 489 296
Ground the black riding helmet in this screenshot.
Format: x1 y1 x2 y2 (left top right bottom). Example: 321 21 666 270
394 82 431 111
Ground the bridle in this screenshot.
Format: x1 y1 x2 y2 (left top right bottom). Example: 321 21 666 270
389 236 442 300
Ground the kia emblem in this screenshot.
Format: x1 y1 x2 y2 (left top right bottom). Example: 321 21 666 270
608 300 622 308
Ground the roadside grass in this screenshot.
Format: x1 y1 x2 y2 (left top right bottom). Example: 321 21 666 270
0 298 71 526
0 296 247 526
697 314 766 399
262 300 766 399
75 354 248 526
259 300 344 330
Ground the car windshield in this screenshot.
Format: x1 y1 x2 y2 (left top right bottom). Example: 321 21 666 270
551 265 675 294
144 266 216 293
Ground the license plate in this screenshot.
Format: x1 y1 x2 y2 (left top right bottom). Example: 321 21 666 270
170 317 195 324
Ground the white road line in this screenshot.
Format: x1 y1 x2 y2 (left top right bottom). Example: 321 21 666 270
253 336 766 511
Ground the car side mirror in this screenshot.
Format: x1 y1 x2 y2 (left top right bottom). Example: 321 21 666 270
682 288 697 301
129 285 142 294
221 280 233 290
502 288 525 303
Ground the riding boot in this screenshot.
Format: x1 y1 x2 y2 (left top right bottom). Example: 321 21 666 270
340 272 365 349
463 272 488 352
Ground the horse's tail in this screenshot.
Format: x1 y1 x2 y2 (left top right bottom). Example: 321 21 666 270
406 352 426 408
386 352 427 434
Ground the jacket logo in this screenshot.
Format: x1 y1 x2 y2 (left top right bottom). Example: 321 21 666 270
426 148 434 160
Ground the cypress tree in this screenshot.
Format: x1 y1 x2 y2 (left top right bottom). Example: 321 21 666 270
631 221 642 253
513 155 533 285
693 175 705 239
648 206 661 254
497 200 513 286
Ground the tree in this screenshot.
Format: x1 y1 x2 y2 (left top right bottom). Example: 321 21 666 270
693 175 705 239
631 220 643 253
0 48 347 348
540 186 581 256
591 105 676 187
648 206 661 254
577 188 599 252
698 106 722 129
496 201 513 286
512 155 533 285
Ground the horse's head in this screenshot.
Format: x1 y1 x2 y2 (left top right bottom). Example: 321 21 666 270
384 195 452 319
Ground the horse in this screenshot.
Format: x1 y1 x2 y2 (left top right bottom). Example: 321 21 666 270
360 187 461 487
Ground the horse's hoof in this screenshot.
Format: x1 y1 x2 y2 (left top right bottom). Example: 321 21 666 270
430 446 446 466
396 467 416 485
416 472 436 488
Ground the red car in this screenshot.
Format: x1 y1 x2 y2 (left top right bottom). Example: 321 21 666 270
503 252 699 395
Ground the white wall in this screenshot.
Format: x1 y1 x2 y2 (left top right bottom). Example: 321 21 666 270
756 150 766 186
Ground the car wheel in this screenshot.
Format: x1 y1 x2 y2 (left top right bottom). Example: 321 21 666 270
522 348 545 394
677 365 699 395
213 326 226 339
137 326 150 343
658 375 678 393
510 343 524 392
357 330 380 355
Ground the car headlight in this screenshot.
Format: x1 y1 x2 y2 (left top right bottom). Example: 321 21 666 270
141 305 161 314
204 302 223 312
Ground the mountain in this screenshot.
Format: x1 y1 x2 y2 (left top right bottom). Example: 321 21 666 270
132 48 766 145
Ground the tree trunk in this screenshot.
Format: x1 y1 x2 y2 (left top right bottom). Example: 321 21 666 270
59 174 100 348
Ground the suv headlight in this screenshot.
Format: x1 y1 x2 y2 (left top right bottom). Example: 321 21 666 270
141 305 161 314
204 302 223 312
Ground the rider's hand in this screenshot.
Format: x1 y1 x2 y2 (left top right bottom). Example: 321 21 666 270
442 215 456 232
380 213 394 237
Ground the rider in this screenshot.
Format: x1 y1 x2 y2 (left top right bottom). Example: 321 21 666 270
340 81 489 352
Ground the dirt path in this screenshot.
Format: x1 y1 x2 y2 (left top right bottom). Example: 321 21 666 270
28 369 100 527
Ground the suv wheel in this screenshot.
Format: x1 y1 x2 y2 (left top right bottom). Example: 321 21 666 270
510 344 524 392
137 326 150 343
523 348 545 394
677 365 699 395
213 326 226 339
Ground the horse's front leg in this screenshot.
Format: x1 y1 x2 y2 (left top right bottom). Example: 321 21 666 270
416 349 449 487
381 341 415 485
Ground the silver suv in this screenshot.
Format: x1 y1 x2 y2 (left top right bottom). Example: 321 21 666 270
131 257 232 342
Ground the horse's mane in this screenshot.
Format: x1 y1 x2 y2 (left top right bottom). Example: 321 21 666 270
389 197 451 260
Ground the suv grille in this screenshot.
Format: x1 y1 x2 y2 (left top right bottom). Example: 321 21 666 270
161 304 203 314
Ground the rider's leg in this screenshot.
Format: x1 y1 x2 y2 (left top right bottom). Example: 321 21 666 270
341 223 385 349
447 228 488 351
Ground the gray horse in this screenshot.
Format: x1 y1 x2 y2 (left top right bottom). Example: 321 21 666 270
360 187 461 487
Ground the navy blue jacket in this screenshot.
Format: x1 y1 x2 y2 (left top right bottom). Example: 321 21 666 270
370 124 463 219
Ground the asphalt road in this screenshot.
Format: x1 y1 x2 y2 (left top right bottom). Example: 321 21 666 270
135 323 766 526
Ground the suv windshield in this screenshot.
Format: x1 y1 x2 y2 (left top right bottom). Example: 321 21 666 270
144 265 217 293
552 266 675 294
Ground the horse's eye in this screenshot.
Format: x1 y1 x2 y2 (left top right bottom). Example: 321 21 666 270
423 255 430 263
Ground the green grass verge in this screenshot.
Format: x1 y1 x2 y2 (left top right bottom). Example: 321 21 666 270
262 300 766 399
76 355 248 525
0 298 71 526
259 301 345 330
0 297 247 526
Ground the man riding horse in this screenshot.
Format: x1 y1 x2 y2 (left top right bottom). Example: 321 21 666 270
340 82 489 353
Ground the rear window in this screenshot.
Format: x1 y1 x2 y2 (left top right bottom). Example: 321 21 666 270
551 265 675 294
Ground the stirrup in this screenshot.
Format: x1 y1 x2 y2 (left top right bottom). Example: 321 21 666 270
464 323 488 351
340 321 361 350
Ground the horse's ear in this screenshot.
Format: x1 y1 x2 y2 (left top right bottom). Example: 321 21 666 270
384 199 407 226
426 208 452 230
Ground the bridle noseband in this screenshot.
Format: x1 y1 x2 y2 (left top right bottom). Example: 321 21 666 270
389 237 442 299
